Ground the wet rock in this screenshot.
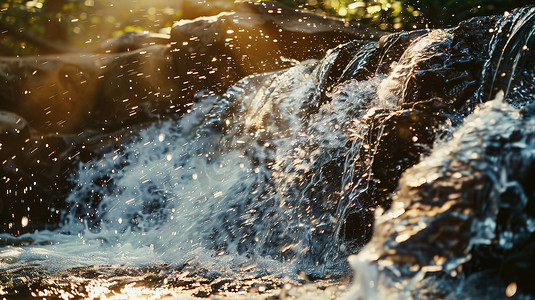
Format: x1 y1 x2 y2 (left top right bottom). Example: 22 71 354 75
477 6 535 106
0 54 100 133
355 98 535 294
375 29 430 74
338 13 528 248
340 102 452 247
97 31 171 53
169 1 386 99
374 15 499 112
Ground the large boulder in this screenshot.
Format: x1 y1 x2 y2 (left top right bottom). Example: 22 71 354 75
169 1 386 99
0 47 182 134
0 54 100 133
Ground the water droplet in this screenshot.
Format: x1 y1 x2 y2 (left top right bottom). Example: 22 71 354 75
505 282 517 297
21 216 29 228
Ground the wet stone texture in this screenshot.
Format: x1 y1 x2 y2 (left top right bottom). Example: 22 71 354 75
338 9 535 296
333 16 504 247
0 264 291 299
356 99 535 296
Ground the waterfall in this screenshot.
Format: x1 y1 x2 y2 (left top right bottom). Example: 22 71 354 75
0 5 534 299
478 6 535 105
49 41 393 277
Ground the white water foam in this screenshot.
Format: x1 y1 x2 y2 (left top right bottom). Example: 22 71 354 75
0 60 385 279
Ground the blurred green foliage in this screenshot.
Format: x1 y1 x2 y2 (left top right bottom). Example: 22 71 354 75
282 0 534 31
0 0 533 56
0 0 191 56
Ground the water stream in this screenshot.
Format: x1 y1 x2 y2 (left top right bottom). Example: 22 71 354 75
1 6 534 299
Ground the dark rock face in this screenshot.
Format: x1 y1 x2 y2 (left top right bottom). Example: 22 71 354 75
373 15 499 112
340 103 451 248
333 17 502 247
356 98 535 294
477 6 535 107
338 10 535 284
347 6 535 289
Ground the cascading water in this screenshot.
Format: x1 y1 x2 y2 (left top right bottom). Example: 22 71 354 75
0 43 388 285
477 6 535 105
49 48 387 276
0 5 534 299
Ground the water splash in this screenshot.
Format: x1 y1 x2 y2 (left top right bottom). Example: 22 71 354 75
478 6 535 105
0 44 393 279
377 29 451 107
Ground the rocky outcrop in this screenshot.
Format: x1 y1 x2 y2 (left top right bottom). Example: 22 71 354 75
337 10 535 272
346 7 535 296
354 98 535 296
169 1 385 101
